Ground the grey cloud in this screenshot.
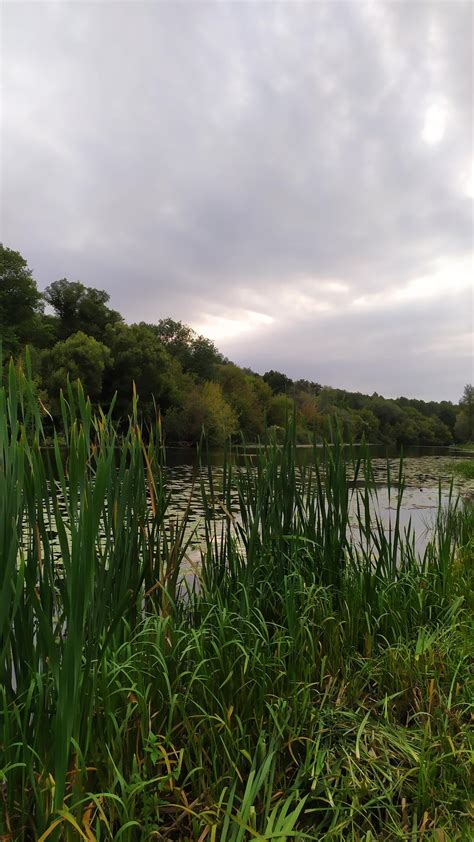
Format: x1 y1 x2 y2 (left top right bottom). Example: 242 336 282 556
223 286 473 402
1 1 472 400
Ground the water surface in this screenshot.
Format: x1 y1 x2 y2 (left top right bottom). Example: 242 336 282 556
164 447 473 560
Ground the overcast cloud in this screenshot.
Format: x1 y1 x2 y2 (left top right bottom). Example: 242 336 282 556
1 0 472 400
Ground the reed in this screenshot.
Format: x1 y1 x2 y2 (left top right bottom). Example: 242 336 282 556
0 358 472 840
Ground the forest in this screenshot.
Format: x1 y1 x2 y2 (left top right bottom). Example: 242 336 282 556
1 243 472 446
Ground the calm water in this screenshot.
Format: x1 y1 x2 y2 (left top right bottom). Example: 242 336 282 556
28 447 473 569
163 446 473 560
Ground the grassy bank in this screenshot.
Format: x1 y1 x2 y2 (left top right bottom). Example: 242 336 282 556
446 459 474 481
1 361 473 840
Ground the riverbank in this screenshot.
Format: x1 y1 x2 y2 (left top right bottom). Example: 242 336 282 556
1 367 473 840
446 459 474 481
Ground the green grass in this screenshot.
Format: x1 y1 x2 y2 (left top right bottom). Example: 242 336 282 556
446 459 474 481
450 443 474 452
1 358 473 840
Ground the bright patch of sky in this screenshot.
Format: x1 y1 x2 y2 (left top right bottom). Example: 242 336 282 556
422 101 449 145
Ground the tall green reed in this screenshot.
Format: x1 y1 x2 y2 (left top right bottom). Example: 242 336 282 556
1 358 471 840
0 358 191 826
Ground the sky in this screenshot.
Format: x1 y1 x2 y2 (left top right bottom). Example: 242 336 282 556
1 0 473 402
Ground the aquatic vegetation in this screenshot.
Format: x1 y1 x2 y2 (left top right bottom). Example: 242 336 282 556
446 458 474 481
450 442 474 452
1 359 473 840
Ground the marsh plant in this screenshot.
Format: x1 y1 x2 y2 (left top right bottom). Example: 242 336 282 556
0 358 472 840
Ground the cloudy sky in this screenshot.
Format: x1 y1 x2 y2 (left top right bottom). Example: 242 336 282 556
2 0 472 401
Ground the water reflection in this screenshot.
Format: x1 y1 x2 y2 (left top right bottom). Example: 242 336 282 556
164 451 468 562
29 450 472 574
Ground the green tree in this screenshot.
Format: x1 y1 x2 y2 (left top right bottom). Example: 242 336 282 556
436 401 457 436
153 318 193 354
294 390 320 429
263 370 293 394
190 334 224 380
103 323 181 419
252 376 273 411
367 397 406 443
152 318 223 380
293 378 322 397
455 384 474 442
42 331 112 403
356 408 381 442
217 364 269 439
267 393 294 428
0 244 43 357
165 381 237 446
44 279 122 340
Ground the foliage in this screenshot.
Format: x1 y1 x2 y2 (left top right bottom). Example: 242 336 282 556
264 393 293 429
152 317 224 380
217 363 270 438
446 458 474 480
263 368 293 394
0 244 43 357
42 330 112 401
43 278 122 340
455 384 474 443
103 322 181 418
165 379 238 445
0 363 472 840
0 244 469 447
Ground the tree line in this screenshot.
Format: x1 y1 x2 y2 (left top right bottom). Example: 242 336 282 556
1 243 472 446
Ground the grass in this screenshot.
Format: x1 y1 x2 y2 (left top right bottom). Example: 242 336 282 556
0 357 473 840
446 459 474 481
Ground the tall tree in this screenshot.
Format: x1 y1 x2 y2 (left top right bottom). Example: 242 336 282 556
263 370 293 394
43 279 122 340
42 331 112 403
152 318 223 380
165 381 237 446
217 363 270 439
0 244 43 357
455 384 474 442
103 322 182 418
